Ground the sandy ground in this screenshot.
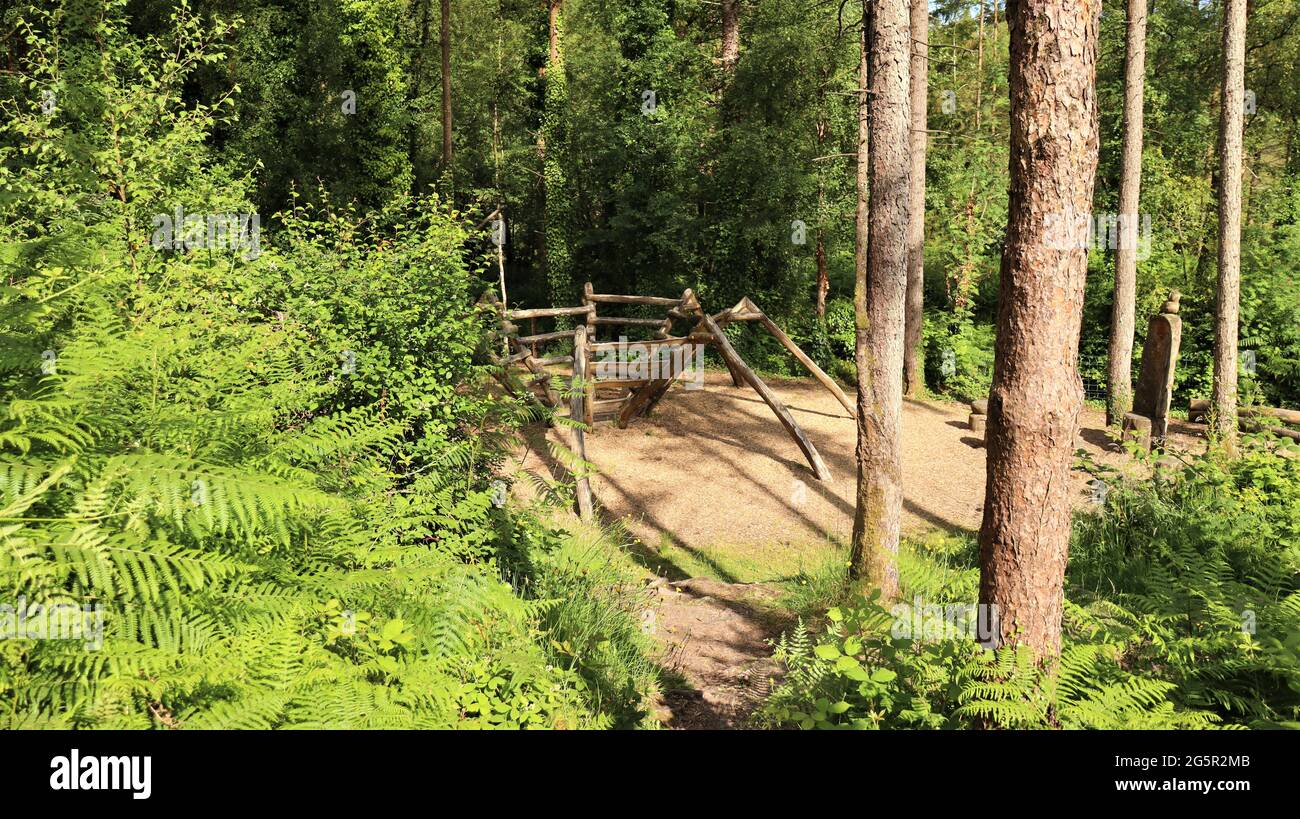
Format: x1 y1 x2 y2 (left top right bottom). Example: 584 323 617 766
508 370 1207 728
527 370 1203 554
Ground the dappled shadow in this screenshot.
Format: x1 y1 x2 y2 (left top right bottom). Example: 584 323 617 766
1077 425 1120 451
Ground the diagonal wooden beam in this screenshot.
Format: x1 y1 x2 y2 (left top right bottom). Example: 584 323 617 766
746 298 857 418
696 310 832 481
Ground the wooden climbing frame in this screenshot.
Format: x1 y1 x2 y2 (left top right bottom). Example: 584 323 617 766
484 283 854 501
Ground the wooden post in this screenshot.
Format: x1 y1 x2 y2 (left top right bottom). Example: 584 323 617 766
697 310 831 481
583 281 596 342
571 326 594 520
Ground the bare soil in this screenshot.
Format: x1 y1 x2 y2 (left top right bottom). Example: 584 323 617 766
553 371 1204 551
508 370 1207 728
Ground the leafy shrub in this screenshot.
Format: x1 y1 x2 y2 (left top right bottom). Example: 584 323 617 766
0 0 658 730
761 438 1300 729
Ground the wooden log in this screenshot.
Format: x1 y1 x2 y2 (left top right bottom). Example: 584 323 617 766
536 355 573 367
587 293 681 307
592 377 654 390
724 297 766 322
571 327 594 520
508 305 595 320
581 313 595 425
681 295 746 388
588 334 709 354
747 300 857 418
615 343 700 427
1188 398 1300 426
583 282 596 339
618 378 669 428
971 398 989 415
968 413 987 434
511 345 559 407
697 311 831 481
591 316 666 326
1242 420 1300 443
516 328 578 346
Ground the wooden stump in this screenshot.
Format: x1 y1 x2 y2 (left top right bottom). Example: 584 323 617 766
968 413 987 434
1122 411 1153 452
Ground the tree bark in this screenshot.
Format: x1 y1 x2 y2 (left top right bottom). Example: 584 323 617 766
850 0 910 599
815 231 829 317
1212 0 1247 451
721 0 740 73
975 1 985 131
440 0 452 170
978 0 1100 661
1106 0 1148 427
548 0 561 65
903 0 928 397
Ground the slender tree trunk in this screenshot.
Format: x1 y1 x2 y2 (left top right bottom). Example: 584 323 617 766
816 230 829 317
408 0 431 192
853 19 870 387
975 1 985 131
721 0 740 73
1106 0 1148 427
978 0 1100 661
1212 0 1247 450
440 0 452 171
850 0 910 599
903 0 928 397
548 0 561 64
543 0 572 309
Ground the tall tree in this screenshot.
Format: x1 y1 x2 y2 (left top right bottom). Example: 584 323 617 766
903 0 928 397
721 0 740 73
440 0 453 171
850 0 910 598
1106 0 1148 427
1212 0 1248 450
543 0 574 308
978 0 1100 660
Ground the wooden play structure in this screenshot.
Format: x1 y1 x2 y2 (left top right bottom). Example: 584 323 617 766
483 283 854 515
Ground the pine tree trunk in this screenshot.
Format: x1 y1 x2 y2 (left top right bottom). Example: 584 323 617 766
850 0 910 599
1212 0 1247 450
853 16 869 394
440 0 452 170
903 0 928 397
721 0 740 73
1106 0 1148 427
978 0 1100 660
816 231 829 317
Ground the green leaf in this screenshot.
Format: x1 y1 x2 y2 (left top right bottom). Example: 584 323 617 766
814 643 841 660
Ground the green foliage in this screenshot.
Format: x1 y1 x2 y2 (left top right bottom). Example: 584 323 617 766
0 0 659 729
762 439 1300 729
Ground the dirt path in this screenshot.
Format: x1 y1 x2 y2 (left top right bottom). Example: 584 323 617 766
646 577 786 728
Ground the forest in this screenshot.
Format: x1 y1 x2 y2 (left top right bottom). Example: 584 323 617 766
0 0 1297 739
